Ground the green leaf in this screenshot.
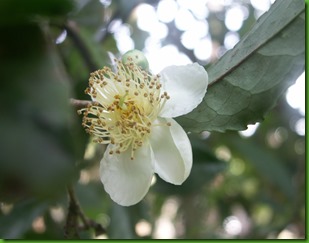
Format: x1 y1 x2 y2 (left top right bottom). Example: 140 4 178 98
177 0 305 132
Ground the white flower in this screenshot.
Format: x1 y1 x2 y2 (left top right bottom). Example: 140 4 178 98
79 50 208 206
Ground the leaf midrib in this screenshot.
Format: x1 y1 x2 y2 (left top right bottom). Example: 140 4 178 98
207 1 305 87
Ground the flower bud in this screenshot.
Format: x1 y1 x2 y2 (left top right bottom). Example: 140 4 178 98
122 49 149 71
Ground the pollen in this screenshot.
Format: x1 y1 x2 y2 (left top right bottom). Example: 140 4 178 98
79 59 170 159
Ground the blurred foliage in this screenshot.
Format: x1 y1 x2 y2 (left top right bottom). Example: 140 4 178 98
0 0 305 240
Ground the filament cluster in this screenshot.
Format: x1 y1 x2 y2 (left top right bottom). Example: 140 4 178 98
79 58 170 159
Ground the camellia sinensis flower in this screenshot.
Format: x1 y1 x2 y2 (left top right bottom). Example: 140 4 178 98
79 50 208 206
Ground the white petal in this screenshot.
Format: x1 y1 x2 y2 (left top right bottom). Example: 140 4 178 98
100 144 154 206
149 118 192 185
159 63 208 118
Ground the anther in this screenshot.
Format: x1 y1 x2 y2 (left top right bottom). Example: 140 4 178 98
80 59 166 157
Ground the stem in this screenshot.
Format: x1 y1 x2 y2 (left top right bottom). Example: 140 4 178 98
64 184 80 239
70 98 93 109
64 184 106 239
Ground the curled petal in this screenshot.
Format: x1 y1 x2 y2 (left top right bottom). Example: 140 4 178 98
150 118 192 185
100 144 154 206
159 63 208 118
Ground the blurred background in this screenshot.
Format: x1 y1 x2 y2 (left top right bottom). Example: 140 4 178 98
0 0 305 239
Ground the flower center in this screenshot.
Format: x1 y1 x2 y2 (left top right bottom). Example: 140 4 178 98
79 58 170 159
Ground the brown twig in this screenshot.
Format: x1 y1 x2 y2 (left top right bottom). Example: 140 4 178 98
70 98 93 109
64 184 106 239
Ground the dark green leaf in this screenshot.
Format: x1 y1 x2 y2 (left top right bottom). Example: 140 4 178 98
178 0 305 132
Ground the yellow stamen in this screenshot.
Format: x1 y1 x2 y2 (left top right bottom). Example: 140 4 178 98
79 59 171 159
